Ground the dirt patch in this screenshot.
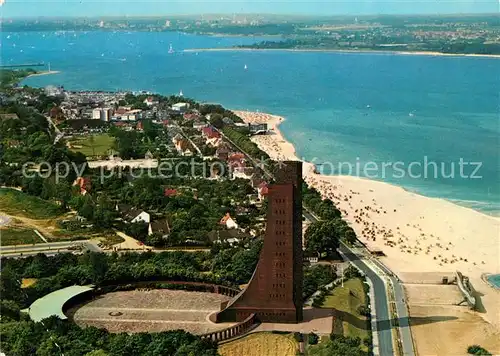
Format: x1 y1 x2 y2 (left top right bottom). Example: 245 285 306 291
409 305 500 355
405 284 463 305
21 278 37 288
70 289 235 335
398 272 456 284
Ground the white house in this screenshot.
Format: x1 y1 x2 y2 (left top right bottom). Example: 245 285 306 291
171 102 189 112
193 121 208 130
92 108 102 120
219 213 238 229
131 211 151 224
144 97 159 107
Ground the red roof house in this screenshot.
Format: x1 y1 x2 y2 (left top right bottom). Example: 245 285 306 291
228 152 245 161
73 177 91 195
202 126 221 139
164 188 178 197
257 182 269 200
183 113 199 121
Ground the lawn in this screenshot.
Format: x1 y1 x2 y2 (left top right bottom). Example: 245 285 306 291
0 189 64 219
321 278 370 342
0 228 41 245
219 332 298 356
68 134 115 157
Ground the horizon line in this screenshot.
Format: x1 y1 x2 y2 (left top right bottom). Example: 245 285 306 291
2 12 499 20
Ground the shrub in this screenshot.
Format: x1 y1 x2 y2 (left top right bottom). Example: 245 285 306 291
308 332 319 345
345 336 361 347
363 336 373 348
344 265 362 279
357 305 370 317
467 345 491 355
293 332 303 342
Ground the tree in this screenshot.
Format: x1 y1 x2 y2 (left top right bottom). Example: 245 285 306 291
54 181 72 209
357 305 370 317
0 267 22 303
305 220 340 258
85 351 109 356
78 196 95 220
125 222 148 240
308 332 319 345
0 299 21 321
209 113 224 129
145 233 165 247
88 253 109 284
467 345 491 355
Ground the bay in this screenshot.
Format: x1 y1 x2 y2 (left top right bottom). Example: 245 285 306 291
4 30 499 215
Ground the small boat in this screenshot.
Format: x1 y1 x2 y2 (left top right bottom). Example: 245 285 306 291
366 104 371 108
168 44 174 54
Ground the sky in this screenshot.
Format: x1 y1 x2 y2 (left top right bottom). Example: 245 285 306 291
0 0 498 18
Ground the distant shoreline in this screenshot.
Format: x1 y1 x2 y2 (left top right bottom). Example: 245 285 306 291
184 47 500 59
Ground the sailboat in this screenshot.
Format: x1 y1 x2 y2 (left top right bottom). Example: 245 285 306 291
179 90 184 97
168 44 174 54
244 64 248 70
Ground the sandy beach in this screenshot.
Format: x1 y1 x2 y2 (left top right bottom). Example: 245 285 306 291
234 110 500 344
27 70 61 78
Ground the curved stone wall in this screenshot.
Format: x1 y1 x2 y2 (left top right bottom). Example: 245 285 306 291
201 313 257 343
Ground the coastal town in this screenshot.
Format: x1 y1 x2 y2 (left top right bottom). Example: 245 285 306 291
1 60 499 355
3 14 499 55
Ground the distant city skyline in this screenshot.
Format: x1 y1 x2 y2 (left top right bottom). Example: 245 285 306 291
1 0 498 18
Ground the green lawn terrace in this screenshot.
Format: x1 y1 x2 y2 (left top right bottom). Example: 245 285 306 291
24 285 95 322
67 134 115 158
0 188 64 220
0 227 41 246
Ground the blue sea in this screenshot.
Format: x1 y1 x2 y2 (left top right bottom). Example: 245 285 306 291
3 31 499 215
486 274 500 289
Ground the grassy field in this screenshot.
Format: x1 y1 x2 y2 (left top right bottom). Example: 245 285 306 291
0 228 41 245
0 189 64 219
219 332 298 356
322 278 370 342
68 134 115 157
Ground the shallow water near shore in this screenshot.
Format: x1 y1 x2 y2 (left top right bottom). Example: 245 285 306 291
486 274 500 289
7 30 499 215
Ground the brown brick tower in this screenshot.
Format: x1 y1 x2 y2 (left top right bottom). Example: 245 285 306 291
213 161 303 323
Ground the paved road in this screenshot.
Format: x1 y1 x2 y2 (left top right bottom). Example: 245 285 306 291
304 210 395 356
1 240 102 256
373 260 415 356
